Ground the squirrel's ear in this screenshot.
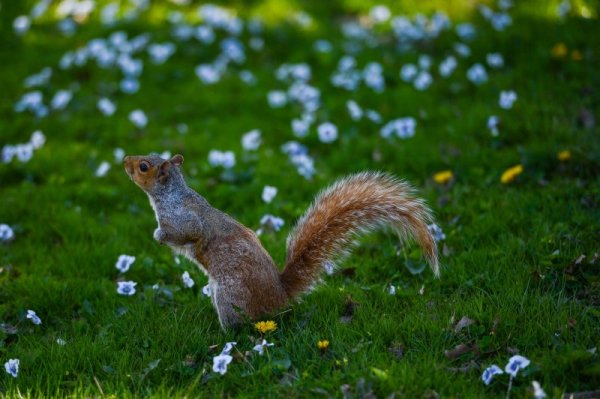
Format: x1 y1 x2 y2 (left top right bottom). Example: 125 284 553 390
170 154 184 167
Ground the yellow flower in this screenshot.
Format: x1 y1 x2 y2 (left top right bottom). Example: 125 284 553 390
571 50 582 61
551 42 568 59
500 164 523 184
317 340 330 350
557 150 571 161
254 320 277 333
433 170 453 185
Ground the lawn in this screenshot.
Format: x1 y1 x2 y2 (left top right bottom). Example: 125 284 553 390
1 0 599 397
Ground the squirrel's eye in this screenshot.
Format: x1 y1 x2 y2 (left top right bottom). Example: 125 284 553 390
139 162 149 172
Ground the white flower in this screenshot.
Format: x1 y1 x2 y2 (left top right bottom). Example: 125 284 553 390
505 355 530 377
26 310 42 325
481 364 503 385
221 342 237 355
418 55 432 70
242 129 261 151
98 98 116 116
113 148 125 163
147 43 175 64
413 71 432 91
499 90 517 109
313 39 332 53
317 122 338 143
212 353 232 375
117 281 137 296
120 78 140 94
257 215 284 235
466 63 488 85
252 339 274 355
56 338 67 346
346 100 363 121
115 254 135 273
95 161 111 178
202 284 211 297
208 150 236 169
267 90 287 108
366 110 382 123
400 64 418 82
195 64 221 84
239 70 256 85
13 15 31 35
369 5 391 23
0 224 15 242
487 115 500 136
557 0 571 18
4 359 19 378
454 42 471 58
129 110 148 128
195 25 215 44
30 130 46 149
388 285 396 295
182 271 195 288
324 260 334 275
291 118 310 138
380 117 416 139
456 23 476 40
532 381 547 399
486 53 504 68
439 56 457 78
50 90 72 110
261 186 277 203
427 223 445 241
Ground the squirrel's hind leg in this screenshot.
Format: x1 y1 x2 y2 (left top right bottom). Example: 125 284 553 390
211 282 249 330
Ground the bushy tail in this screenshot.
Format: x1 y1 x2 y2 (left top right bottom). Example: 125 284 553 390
280 172 439 299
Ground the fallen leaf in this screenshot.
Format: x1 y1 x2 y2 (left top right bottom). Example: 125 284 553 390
454 316 476 333
444 343 479 360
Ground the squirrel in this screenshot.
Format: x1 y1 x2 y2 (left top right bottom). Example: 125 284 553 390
124 154 439 329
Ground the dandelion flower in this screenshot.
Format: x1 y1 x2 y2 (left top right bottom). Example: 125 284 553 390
500 164 523 184
557 150 571 161
433 170 453 185
255 320 277 333
505 355 530 377
4 359 19 378
481 364 503 385
551 43 568 59
317 340 330 350
26 310 42 325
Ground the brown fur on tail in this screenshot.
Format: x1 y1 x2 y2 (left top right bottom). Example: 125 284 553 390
280 172 439 299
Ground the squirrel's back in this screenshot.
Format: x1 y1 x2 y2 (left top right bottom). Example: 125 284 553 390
280 172 439 299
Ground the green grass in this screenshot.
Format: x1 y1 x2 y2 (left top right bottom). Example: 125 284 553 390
1 0 599 397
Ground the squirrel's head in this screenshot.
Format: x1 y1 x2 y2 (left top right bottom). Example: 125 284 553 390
124 154 184 194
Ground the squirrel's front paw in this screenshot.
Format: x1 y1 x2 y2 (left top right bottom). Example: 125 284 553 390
153 228 166 244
